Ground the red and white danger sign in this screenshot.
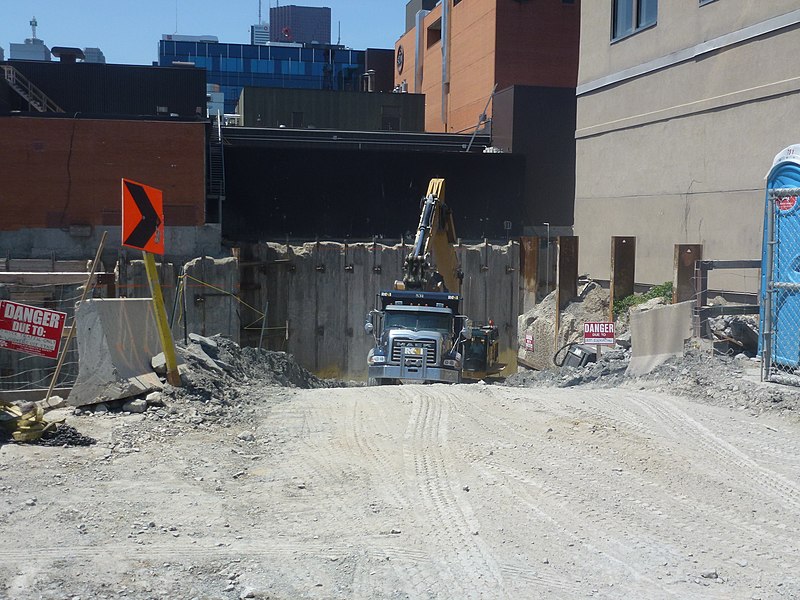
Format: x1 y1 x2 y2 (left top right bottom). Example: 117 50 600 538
0 300 67 359
524 333 534 351
583 321 615 346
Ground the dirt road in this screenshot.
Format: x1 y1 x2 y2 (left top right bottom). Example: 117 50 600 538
1 382 799 599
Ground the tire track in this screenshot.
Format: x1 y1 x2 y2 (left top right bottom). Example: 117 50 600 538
400 386 508 599
627 393 800 512
453 389 800 576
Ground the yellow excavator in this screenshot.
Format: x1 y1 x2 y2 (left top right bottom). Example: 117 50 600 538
365 178 503 383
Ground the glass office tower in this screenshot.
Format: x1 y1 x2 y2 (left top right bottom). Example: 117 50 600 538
159 38 366 115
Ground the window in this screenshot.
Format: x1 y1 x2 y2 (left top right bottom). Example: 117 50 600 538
427 18 442 48
612 0 657 40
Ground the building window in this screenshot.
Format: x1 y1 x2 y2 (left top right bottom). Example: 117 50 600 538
699 0 717 5
612 0 657 40
427 18 442 48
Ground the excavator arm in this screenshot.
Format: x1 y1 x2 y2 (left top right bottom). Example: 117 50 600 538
401 178 462 293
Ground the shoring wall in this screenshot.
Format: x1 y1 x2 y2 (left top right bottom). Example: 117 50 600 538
239 240 520 379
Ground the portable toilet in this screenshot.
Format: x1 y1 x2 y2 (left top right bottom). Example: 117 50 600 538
760 145 800 373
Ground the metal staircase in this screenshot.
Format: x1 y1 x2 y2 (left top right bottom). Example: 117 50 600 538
206 111 226 224
208 112 226 198
1 65 64 113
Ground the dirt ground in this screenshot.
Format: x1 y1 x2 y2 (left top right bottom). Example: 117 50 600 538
2 348 800 600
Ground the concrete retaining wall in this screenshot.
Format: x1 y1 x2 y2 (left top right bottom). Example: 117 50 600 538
240 241 519 379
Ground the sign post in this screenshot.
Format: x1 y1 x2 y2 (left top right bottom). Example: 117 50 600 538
122 178 181 387
583 321 616 360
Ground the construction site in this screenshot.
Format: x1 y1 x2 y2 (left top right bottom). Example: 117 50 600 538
3 2 800 599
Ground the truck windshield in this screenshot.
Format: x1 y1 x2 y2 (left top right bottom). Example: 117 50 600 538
385 311 452 332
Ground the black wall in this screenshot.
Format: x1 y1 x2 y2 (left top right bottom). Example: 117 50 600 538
222 146 525 242
1 61 206 117
492 85 576 227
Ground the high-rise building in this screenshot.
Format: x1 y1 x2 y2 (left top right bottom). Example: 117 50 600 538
159 37 366 114
9 17 51 61
251 22 270 45
10 38 50 61
83 47 106 63
0 47 5 61
270 5 331 45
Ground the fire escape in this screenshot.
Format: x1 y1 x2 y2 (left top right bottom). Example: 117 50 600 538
1 65 64 113
206 111 226 224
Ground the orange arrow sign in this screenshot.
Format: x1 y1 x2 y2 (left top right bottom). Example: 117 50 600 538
121 178 164 254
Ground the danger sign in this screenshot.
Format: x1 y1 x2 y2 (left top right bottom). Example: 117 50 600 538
778 196 797 211
524 333 534 351
0 300 67 359
583 321 615 345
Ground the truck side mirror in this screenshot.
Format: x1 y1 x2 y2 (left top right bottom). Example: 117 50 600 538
461 327 472 340
365 322 374 334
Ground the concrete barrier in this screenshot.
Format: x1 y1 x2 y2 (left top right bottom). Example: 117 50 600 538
626 301 694 377
69 298 164 407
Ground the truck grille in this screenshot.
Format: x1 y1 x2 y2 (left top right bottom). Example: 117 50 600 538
391 338 437 365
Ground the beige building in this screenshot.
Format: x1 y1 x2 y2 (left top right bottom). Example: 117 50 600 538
574 2 800 292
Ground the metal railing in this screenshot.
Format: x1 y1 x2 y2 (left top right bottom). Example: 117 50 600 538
1 65 64 113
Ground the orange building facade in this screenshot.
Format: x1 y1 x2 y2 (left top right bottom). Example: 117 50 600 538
395 0 580 133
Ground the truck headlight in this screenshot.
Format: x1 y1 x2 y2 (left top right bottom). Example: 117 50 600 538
443 358 459 367
370 355 386 365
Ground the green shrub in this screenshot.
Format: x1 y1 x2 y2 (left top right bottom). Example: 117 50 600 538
613 281 673 317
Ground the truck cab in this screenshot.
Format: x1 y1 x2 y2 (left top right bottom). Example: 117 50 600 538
366 290 468 385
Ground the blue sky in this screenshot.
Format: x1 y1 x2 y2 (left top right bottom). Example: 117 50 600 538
1 1 406 65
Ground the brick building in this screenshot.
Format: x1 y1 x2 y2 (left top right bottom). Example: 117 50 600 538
395 0 580 134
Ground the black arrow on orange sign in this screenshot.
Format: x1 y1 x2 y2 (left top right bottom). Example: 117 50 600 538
124 181 162 249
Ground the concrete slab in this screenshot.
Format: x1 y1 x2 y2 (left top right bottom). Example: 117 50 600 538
68 298 165 407
627 301 694 377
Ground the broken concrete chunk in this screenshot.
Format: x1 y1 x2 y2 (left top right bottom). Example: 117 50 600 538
152 353 168 377
122 398 147 413
189 333 219 352
145 391 165 407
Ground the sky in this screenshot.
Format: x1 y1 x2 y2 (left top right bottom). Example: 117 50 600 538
1 1 406 65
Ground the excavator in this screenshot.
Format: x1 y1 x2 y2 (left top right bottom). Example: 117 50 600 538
364 178 503 384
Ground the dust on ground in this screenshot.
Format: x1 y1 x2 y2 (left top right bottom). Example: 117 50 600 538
2 333 800 599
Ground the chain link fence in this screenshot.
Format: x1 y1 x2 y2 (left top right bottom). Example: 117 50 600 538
761 186 800 384
0 280 88 394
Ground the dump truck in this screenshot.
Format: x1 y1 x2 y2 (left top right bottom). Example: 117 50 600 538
365 178 503 385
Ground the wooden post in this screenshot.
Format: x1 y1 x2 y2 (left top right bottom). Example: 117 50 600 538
45 231 108 404
519 236 539 314
555 236 579 346
673 244 703 304
143 252 181 386
610 236 636 322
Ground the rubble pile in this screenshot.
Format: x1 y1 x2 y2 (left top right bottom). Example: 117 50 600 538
165 333 336 405
36 424 97 447
518 282 610 371
707 314 759 356
507 344 800 416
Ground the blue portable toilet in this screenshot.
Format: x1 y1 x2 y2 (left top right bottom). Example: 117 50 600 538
760 145 800 369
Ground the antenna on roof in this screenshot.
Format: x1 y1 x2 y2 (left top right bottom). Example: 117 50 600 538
30 16 38 40
337 21 341 45
258 0 262 24
174 0 179 34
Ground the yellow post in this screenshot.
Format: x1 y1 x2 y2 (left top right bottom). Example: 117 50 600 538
143 251 181 386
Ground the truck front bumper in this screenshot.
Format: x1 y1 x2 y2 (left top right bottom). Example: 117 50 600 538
368 364 461 384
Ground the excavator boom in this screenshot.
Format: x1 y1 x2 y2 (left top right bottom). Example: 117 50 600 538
402 178 461 292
